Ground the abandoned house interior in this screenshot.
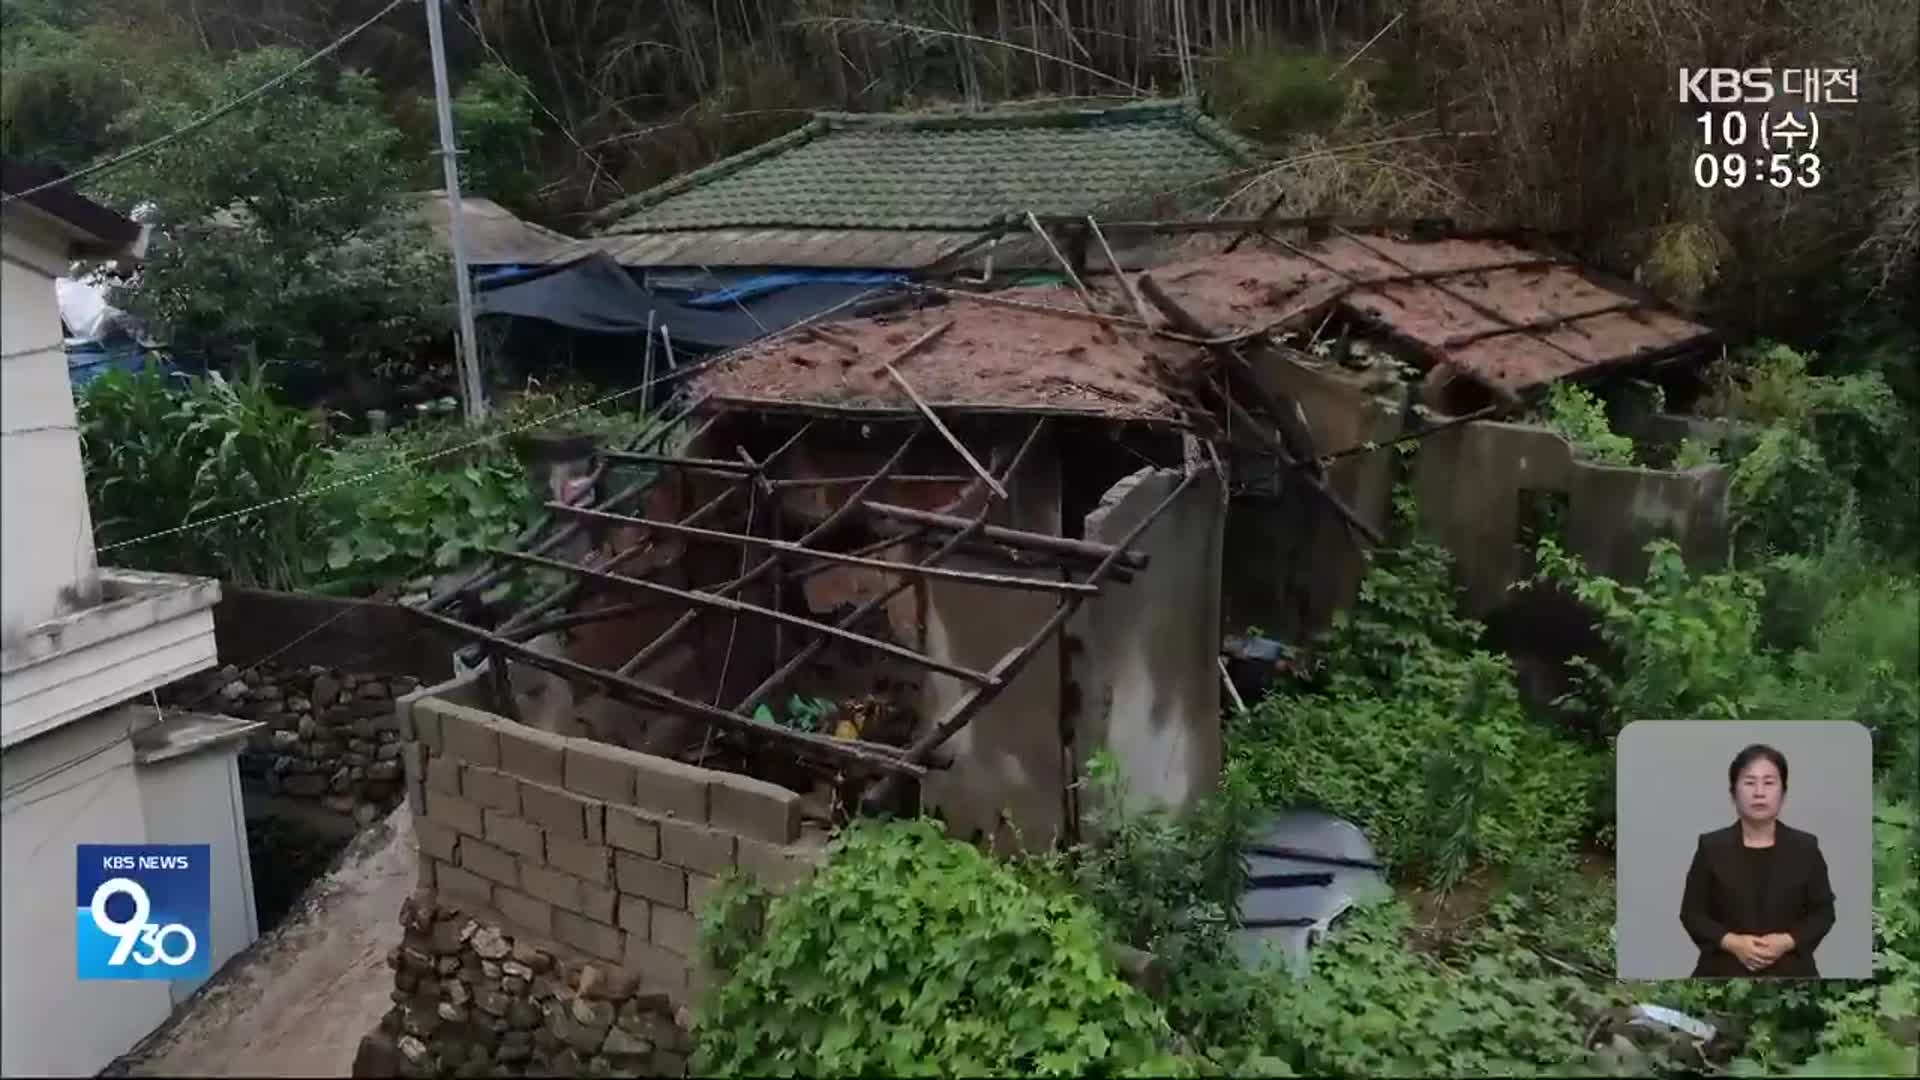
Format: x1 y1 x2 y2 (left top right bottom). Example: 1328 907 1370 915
404 215 1721 873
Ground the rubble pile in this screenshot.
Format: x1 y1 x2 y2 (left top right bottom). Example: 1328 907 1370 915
353 893 693 1079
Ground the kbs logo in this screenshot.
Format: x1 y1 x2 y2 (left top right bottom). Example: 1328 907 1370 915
1679 68 1775 103
76 844 210 981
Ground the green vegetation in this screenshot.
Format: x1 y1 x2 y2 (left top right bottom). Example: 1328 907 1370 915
1535 383 1638 466
693 818 1188 1077
78 366 650 595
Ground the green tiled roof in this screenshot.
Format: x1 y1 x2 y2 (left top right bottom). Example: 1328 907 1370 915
599 100 1258 234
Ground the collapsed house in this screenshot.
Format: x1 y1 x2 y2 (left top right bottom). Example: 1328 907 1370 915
394 218 1724 998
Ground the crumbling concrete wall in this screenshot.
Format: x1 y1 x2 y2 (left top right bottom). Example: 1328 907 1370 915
1225 355 1403 641
1414 420 1730 617
395 677 827 1007
1068 466 1226 812
917 447 1065 852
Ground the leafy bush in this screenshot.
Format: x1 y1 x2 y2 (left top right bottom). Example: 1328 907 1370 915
693 819 1190 1077
1709 341 1912 560
1535 382 1637 466
1527 538 1771 727
80 364 323 589
1232 535 1601 884
1247 899 1622 1077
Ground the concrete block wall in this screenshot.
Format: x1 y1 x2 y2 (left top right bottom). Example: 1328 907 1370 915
395 681 827 1003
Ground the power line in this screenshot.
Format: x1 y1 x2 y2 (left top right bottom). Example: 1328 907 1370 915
0 0 414 207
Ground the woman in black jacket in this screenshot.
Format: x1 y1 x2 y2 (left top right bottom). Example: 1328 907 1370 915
1680 744 1836 977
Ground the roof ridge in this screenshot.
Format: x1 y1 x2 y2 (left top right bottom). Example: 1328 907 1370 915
815 97 1195 130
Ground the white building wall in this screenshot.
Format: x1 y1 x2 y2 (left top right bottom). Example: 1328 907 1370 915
0 710 174 1078
136 742 260 1005
1 212 100 646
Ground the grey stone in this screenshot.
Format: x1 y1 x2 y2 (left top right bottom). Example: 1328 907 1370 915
598 1026 653 1058
472 926 511 960
549 1049 582 1076
361 681 392 700
351 737 377 754
397 1035 431 1064
284 774 328 798
400 947 434 974
297 715 319 739
359 1022 407 1076
418 976 441 1000
439 1002 470 1024
343 752 370 768
323 794 358 814
272 730 302 750
501 976 527 996
396 970 419 994
569 997 616 1029
218 664 241 682
507 999 541 1030
550 1009 608 1055
390 989 411 1006
501 960 533 980
496 1032 534 1064
313 675 342 706
477 990 512 1017
481 960 503 980
368 760 402 782
509 943 551 971
401 1006 443 1039
355 803 381 827
289 695 312 713
330 768 354 794
447 979 473 1006
436 956 462 976
377 742 403 761
221 680 248 701
257 683 283 701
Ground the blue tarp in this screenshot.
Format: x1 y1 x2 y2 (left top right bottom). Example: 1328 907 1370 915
683 271 907 309
66 339 191 391
474 254 905 353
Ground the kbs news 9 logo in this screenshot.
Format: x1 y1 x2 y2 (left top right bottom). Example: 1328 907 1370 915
75 844 211 981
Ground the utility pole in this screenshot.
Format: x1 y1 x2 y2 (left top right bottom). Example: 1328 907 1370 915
424 0 486 425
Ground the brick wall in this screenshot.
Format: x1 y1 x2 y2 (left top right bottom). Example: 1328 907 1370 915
395 679 827 1002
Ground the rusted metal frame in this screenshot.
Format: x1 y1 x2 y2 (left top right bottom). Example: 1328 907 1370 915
767 473 975 489
422 401 715 614
612 426 928 678
1085 214 1155 326
909 284 1153 333
1439 300 1641 348
857 502 1151 573
1137 273 1383 548
1026 211 1101 316
1223 193 1292 254
1327 226 1600 373
492 483 744 644
882 330 1008 502
506 600 678 640
601 450 761 475
492 420 814 647
548 503 1100 596
491 547 999 686
733 418 1052 717
862 468 1202 813
403 604 926 778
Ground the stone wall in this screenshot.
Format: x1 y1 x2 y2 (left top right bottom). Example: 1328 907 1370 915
353 892 693 1079
396 680 829 1004
171 662 422 825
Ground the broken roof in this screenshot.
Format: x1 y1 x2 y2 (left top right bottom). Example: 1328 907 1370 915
689 287 1195 422
402 191 574 266
1146 228 1713 395
576 100 1257 269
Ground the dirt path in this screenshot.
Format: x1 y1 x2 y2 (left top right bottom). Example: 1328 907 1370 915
112 807 415 1078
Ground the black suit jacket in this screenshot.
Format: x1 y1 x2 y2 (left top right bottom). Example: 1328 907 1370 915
1680 822 1835 977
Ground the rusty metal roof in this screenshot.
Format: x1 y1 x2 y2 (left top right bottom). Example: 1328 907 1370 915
1146 230 1713 394
689 287 1192 421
